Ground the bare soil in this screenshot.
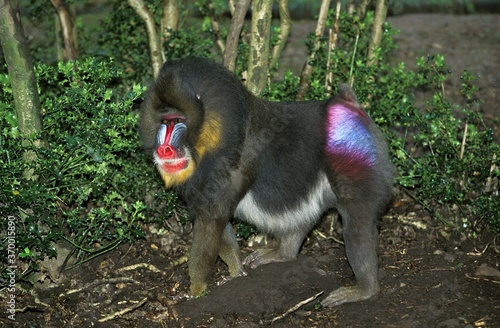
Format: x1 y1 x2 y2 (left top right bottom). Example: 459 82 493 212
2 14 499 328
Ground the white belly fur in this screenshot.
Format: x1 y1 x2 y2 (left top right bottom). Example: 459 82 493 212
234 172 336 235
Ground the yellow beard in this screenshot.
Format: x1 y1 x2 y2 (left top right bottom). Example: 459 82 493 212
159 159 196 188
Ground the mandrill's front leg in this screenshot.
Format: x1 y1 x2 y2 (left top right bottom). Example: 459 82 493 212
188 219 245 296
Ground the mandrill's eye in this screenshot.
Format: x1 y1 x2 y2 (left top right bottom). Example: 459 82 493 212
161 115 186 126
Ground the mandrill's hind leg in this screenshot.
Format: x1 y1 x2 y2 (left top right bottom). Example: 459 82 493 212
321 197 381 307
243 231 308 269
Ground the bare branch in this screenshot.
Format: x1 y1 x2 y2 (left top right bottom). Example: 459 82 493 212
270 0 292 72
50 0 78 60
367 0 388 65
208 2 226 54
296 0 332 100
246 0 273 95
98 297 148 322
228 0 235 16
161 0 180 41
270 291 324 323
128 0 165 78
223 0 251 71
325 1 341 95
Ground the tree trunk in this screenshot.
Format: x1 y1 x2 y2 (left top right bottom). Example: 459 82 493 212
50 0 78 60
269 0 291 73
0 0 44 180
367 0 387 65
246 0 273 96
325 1 341 95
161 0 180 40
355 0 371 20
296 0 331 100
128 0 165 78
223 0 251 72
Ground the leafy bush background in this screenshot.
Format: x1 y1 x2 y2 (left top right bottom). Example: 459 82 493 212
1 58 184 276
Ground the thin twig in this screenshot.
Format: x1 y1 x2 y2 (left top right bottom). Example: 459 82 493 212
16 285 50 308
459 120 468 189
208 3 225 54
166 254 189 270
313 229 344 245
116 262 163 273
59 277 141 297
270 291 324 324
348 32 360 86
98 297 148 322
465 273 500 285
128 0 164 77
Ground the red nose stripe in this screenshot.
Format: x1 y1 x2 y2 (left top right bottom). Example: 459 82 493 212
157 123 174 159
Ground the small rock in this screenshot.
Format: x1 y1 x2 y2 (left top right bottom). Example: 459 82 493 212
475 263 500 279
443 252 456 263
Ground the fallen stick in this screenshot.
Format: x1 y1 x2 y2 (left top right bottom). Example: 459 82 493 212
98 297 148 322
59 277 141 297
269 291 324 324
116 262 162 273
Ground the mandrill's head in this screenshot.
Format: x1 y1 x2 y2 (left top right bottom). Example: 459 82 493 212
139 59 225 188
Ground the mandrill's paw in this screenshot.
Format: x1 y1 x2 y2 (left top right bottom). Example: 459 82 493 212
225 256 247 278
216 270 248 286
189 281 208 298
321 285 379 307
243 249 295 269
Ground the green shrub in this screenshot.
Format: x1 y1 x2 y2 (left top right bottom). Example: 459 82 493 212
0 58 184 282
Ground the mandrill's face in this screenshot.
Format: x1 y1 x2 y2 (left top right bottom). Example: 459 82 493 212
154 114 189 173
152 108 223 188
153 113 195 187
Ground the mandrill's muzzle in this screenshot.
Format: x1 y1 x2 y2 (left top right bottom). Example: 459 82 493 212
156 122 187 159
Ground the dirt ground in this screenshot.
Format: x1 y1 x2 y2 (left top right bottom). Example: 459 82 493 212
2 14 500 328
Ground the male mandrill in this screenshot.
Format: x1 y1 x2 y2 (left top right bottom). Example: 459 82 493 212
140 57 394 307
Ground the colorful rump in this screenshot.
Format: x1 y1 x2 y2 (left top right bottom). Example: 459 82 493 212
324 100 377 177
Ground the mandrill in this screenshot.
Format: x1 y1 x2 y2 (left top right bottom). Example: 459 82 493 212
139 57 394 307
